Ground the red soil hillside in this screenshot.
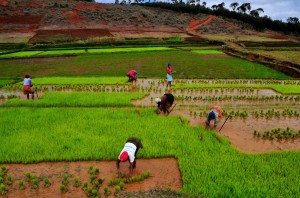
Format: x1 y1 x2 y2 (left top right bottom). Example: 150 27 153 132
0 0 298 43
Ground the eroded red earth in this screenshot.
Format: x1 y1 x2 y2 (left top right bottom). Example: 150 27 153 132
2 158 182 197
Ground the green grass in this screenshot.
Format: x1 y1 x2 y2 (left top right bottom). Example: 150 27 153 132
0 107 299 197
0 79 13 85
191 50 224 55
0 51 43 58
87 47 174 53
0 51 292 79
22 77 129 85
2 92 148 107
39 50 85 55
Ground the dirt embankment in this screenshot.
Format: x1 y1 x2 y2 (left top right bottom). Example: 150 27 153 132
1 158 182 197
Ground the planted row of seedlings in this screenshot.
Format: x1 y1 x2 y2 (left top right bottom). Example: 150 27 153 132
0 165 150 197
252 109 300 119
0 94 18 99
173 79 300 85
253 127 300 140
175 95 299 102
190 109 300 119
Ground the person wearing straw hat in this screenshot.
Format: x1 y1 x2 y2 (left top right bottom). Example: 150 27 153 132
205 106 223 129
154 93 174 114
23 74 34 100
116 137 143 177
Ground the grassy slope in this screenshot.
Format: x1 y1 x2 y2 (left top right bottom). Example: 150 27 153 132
0 108 299 197
0 51 291 79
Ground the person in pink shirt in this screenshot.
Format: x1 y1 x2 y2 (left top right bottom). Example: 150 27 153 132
166 63 173 90
126 70 137 85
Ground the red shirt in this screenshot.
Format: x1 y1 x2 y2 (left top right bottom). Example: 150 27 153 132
127 70 136 78
166 67 172 74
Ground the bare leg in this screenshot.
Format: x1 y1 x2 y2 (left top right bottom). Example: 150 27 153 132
26 93 29 100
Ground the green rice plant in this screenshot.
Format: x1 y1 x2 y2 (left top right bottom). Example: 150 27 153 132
93 180 100 190
60 184 67 193
0 183 7 195
43 177 51 188
25 172 31 182
18 180 25 190
104 186 110 196
87 187 93 197
62 174 69 185
1 166 7 174
6 176 12 185
192 50 224 55
73 176 80 187
0 177 3 184
90 174 97 184
32 177 38 189
88 166 93 174
94 168 100 175
92 189 99 197
114 185 120 195
82 181 88 191
119 181 125 190
98 177 105 185
3 92 148 108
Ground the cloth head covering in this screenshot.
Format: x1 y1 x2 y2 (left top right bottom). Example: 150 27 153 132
120 151 128 162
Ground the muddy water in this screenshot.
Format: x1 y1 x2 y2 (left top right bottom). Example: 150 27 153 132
2 158 181 198
1 79 299 153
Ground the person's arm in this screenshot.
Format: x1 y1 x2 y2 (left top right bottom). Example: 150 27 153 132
116 159 122 177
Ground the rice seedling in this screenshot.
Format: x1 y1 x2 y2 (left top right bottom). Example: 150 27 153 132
82 181 88 191
73 176 80 187
60 184 67 193
43 177 51 188
114 185 120 195
6 176 12 185
62 174 69 185
25 172 31 182
104 186 110 196
32 177 39 189
18 180 25 190
0 184 7 195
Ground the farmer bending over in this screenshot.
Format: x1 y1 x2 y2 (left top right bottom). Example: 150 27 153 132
116 137 143 177
23 74 34 100
205 106 223 129
126 70 137 86
154 93 175 114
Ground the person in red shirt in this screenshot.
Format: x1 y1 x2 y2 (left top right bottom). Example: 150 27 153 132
126 70 137 86
166 63 173 91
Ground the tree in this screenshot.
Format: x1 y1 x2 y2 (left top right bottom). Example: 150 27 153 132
202 1 206 7
217 2 225 10
211 4 217 10
287 17 299 24
230 2 239 11
237 3 251 14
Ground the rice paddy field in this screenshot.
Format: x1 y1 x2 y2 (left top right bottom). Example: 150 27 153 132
0 48 299 197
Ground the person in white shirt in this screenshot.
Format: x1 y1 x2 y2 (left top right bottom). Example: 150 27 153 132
23 74 34 100
116 137 143 177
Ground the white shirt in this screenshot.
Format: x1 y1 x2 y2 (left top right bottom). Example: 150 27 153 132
24 78 32 86
118 142 137 163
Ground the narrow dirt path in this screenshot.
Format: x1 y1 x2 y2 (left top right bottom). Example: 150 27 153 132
187 16 217 33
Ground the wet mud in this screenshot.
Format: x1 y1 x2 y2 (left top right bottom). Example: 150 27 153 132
2 158 181 198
